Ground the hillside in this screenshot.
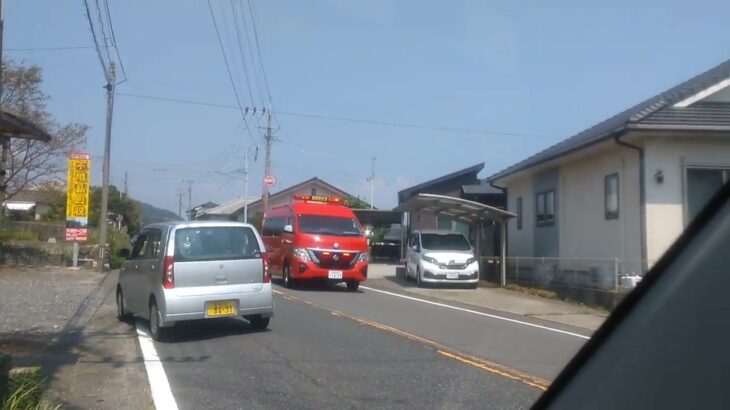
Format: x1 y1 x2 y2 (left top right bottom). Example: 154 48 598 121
138 201 182 225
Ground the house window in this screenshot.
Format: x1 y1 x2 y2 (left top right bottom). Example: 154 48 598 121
536 190 555 226
516 197 523 230
605 173 619 220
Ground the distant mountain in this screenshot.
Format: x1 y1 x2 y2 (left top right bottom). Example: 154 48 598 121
138 201 182 225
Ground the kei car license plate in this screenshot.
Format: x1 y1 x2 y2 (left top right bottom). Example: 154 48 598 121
446 272 460 279
328 270 343 279
206 300 236 317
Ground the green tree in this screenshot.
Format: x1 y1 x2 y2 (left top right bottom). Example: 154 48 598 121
343 196 371 209
1 60 88 199
89 185 142 234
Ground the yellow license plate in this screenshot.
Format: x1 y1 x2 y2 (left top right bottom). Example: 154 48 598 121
206 300 236 317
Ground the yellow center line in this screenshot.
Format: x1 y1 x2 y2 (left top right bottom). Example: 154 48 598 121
274 288 551 391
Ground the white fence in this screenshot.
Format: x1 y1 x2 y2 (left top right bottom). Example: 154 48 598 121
481 256 647 292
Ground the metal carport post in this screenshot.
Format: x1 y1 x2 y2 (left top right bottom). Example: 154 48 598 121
393 193 515 287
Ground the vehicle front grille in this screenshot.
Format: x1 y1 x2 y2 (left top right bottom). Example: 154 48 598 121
309 250 359 270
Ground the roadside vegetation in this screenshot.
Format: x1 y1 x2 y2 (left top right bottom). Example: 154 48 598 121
1 367 60 410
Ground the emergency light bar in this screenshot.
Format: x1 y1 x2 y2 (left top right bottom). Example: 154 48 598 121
293 195 342 204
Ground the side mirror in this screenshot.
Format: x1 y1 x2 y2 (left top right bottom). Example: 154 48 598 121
283 224 293 234
411 245 419 252
119 248 131 259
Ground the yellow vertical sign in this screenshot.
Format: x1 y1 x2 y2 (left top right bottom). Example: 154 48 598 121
65 152 91 241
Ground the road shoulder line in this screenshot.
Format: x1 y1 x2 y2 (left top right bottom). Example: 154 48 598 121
136 322 179 410
360 285 591 340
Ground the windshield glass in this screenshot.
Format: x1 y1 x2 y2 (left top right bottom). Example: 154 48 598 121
421 233 471 251
298 215 362 237
174 226 260 262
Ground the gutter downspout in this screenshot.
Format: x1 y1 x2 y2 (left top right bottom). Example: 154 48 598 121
614 132 648 273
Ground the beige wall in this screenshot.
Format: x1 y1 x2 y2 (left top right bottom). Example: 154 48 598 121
643 135 730 264
558 145 642 272
505 176 534 257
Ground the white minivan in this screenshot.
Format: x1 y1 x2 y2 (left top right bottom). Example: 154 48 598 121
405 230 479 288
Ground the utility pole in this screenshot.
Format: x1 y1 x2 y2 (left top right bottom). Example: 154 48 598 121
368 156 376 209
98 62 116 270
177 191 184 219
243 146 252 223
261 105 273 222
184 179 193 220
0 0 7 225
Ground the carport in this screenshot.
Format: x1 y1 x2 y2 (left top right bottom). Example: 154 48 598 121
393 193 515 286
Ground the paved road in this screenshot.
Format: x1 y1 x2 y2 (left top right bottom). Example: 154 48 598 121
149 279 590 409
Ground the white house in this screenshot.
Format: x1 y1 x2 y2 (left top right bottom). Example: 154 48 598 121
487 58 730 276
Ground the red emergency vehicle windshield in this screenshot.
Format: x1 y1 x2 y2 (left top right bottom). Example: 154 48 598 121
298 215 362 237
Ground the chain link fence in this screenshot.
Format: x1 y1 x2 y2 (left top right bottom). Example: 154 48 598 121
481 256 648 293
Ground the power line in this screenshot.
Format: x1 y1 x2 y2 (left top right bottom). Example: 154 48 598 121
103 0 127 81
94 0 113 66
6 45 94 51
229 0 256 108
207 0 255 140
115 92 552 139
82 0 108 78
237 0 265 108
246 0 272 105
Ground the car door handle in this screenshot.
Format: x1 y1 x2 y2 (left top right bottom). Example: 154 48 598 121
282 239 292 244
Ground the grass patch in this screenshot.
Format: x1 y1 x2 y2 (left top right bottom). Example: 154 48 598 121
505 283 559 300
0 230 40 242
2 368 60 410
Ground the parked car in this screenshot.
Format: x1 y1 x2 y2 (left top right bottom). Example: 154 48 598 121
405 230 479 288
116 221 273 340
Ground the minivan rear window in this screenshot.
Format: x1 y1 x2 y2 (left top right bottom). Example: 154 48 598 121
298 215 362 237
420 233 471 251
174 226 261 262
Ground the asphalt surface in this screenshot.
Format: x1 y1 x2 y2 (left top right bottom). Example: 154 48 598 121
149 279 592 409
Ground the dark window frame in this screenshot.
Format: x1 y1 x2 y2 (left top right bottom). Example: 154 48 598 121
516 197 523 230
536 189 556 227
605 173 620 220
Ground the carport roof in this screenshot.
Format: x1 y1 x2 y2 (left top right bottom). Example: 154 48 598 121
393 193 515 223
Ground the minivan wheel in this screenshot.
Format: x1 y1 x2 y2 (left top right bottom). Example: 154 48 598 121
248 315 270 330
283 264 295 289
416 267 425 288
149 302 167 341
346 281 359 292
116 288 130 322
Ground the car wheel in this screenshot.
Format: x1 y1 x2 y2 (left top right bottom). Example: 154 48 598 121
416 267 424 288
346 281 360 292
283 264 295 289
149 301 167 341
248 315 270 330
469 282 479 290
116 288 130 322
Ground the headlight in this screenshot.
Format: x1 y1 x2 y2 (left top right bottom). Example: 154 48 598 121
293 248 311 261
422 255 438 265
356 252 369 263
466 257 478 265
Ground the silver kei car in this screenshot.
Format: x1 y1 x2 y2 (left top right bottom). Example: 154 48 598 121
116 221 273 340
405 230 480 288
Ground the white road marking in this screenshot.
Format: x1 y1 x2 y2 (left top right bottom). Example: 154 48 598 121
359 286 591 340
136 321 180 410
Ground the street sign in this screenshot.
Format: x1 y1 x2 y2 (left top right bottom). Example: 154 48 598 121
264 175 277 188
65 152 91 242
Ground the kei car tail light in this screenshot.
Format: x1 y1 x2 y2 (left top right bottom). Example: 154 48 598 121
262 254 271 284
162 255 175 289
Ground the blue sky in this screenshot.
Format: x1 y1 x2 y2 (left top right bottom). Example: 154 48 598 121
5 0 730 213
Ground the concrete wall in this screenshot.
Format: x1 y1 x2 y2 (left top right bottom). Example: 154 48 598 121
533 168 559 257
559 144 642 272
506 176 534 257
643 135 730 264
